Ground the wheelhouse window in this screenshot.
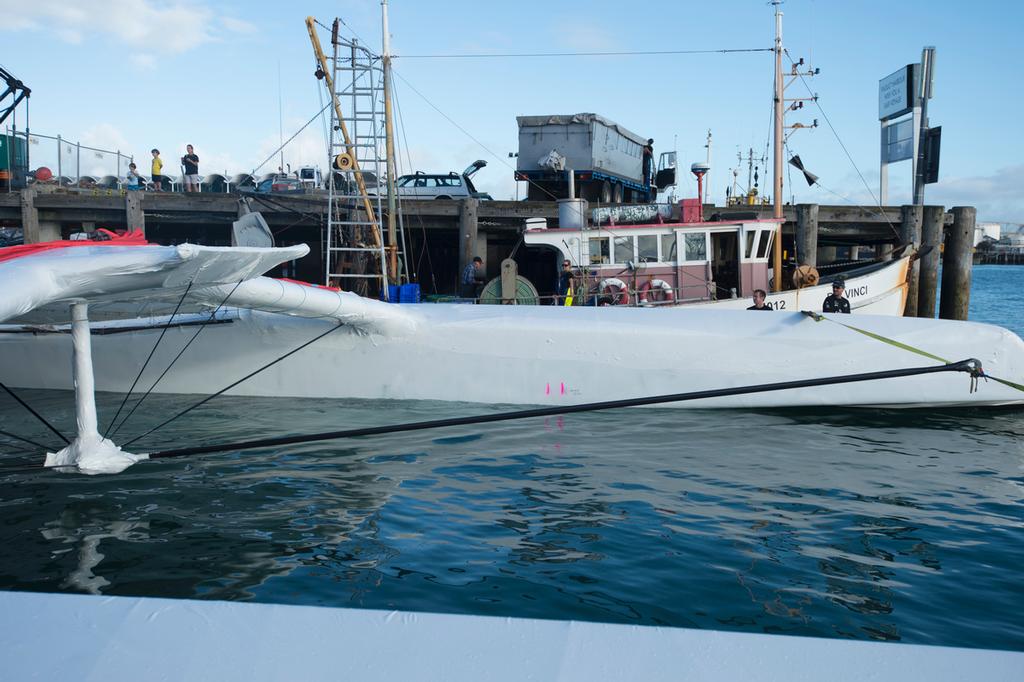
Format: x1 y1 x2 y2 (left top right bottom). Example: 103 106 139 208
745 231 756 259
614 235 635 264
661 234 677 263
589 237 610 264
683 232 708 261
756 230 771 258
637 235 658 263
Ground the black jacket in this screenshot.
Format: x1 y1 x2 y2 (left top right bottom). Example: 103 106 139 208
822 293 851 314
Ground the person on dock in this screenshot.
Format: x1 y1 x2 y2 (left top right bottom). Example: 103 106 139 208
461 256 485 301
557 260 575 305
125 163 142 191
747 289 772 310
150 149 164 191
823 280 851 314
181 145 200 193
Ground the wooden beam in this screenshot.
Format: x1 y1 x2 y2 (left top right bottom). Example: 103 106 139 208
939 207 975 321
900 204 922 317
917 206 944 318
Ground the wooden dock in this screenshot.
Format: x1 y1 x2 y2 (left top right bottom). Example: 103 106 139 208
0 188 976 319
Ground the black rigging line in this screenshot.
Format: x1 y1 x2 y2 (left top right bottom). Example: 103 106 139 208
144 359 983 461
0 381 69 445
110 280 245 438
0 428 57 452
122 321 346 448
104 280 194 437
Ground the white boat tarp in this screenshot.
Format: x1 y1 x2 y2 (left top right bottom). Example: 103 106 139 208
0 591 1020 682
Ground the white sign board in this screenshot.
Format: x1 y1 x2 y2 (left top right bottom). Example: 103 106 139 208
879 64 918 121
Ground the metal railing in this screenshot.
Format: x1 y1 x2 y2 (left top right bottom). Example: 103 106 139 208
5 128 134 191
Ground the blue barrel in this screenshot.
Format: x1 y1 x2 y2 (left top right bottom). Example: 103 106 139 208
399 283 421 304
381 284 400 303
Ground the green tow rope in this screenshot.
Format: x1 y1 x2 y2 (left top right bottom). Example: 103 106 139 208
802 311 1024 393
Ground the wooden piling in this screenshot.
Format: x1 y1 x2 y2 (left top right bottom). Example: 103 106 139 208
917 205 944 318
939 206 975 321
458 197 479 279
900 204 923 317
795 203 818 268
126 192 146 236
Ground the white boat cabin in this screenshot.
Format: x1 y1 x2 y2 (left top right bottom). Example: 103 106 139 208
524 218 781 304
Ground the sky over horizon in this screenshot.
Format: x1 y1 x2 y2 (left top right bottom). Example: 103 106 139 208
2 0 1021 223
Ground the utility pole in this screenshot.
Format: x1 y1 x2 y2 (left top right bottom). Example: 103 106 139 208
771 0 784 291
912 47 935 205
381 0 399 282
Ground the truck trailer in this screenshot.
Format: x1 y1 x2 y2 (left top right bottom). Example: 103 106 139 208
514 113 673 204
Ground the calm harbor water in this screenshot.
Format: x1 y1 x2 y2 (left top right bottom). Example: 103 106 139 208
1 265 1022 651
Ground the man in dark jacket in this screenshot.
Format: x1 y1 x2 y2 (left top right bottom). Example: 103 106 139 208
747 289 773 310
822 280 851 313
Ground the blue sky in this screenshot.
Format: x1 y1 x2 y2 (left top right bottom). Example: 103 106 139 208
2 0 1022 221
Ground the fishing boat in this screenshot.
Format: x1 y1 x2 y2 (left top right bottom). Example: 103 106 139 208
522 213 910 314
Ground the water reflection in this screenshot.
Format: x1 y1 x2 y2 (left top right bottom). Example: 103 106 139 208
0 390 1022 650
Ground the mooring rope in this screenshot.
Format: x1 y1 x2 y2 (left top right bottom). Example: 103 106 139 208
142 359 984 462
0 381 69 445
104 280 194 437
0 358 990 474
802 311 1024 392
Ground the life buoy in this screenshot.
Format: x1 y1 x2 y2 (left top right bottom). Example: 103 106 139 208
638 279 675 305
598 277 630 305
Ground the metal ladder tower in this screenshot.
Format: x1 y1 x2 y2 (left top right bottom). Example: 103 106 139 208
323 26 405 295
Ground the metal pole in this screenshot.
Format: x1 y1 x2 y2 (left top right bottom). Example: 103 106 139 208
382 0 399 283
771 1 784 292
57 134 62 186
913 47 935 205
879 120 888 205
76 141 80 184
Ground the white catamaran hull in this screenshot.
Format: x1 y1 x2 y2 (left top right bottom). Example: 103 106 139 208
1 303 1021 409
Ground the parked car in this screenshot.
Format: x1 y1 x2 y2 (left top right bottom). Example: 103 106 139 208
244 175 306 195
390 160 491 200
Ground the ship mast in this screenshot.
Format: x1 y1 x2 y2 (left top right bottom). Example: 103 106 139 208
381 0 399 282
771 0 784 292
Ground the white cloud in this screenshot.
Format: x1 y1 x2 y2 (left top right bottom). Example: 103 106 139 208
0 0 257 54
221 17 258 35
555 21 618 52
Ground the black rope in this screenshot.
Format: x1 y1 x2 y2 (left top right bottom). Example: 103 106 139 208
0 428 57 452
104 280 194 437
0 381 69 445
122 321 346 448
145 359 984 461
109 280 245 438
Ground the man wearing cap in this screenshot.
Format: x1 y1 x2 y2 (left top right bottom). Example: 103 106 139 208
822 280 851 313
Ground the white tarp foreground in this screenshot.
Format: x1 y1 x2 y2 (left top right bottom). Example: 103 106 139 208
1 591 1020 681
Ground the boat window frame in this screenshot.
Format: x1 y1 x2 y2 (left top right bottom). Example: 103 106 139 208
676 229 710 264
588 236 611 265
613 234 636 264
637 234 659 263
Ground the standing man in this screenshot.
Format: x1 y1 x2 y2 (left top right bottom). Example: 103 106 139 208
642 138 655 201
150 149 163 191
182 144 200 193
747 289 773 310
557 259 575 305
822 279 851 313
461 256 485 301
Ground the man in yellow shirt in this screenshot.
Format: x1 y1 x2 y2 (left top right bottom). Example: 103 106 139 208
151 148 164 191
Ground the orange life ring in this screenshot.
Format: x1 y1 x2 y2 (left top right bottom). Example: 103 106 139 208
638 279 675 305
598 277 630 305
